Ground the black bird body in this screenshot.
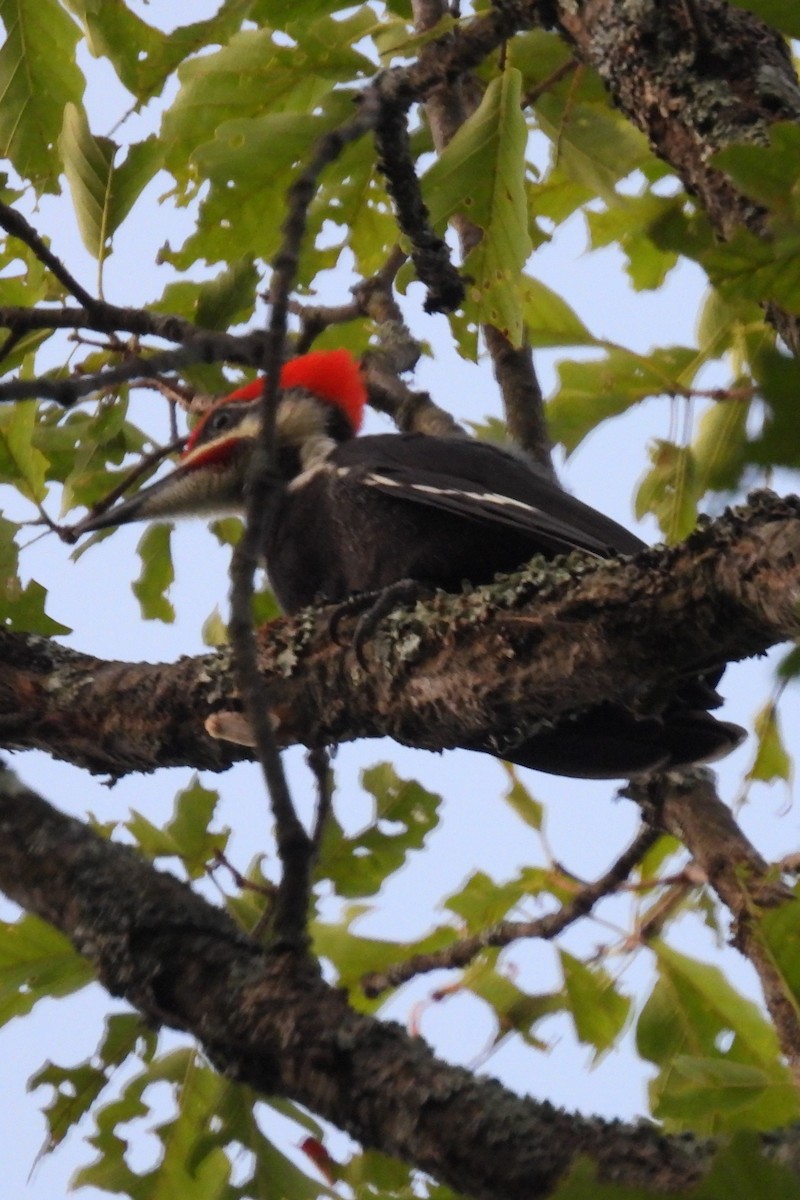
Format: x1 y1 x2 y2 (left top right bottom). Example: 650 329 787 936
264 432 644 612
79 349 742 778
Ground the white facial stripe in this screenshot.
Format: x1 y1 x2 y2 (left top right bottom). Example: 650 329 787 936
363 473 543 516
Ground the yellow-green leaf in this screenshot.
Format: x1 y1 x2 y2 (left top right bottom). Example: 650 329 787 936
0 915 92 1025
424 68 532 345
60 104 163 262
0 0 84 192
746 702 792 785
132 523 175 623
0 401 48 502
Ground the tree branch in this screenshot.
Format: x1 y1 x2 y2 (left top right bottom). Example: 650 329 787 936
3 491 799 778
8 764 800 1200
0 202 98 310
552 0 800 353
362 824 660 996
626 769 800 1075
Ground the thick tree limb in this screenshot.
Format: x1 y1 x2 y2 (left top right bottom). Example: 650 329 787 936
8 764 800 1200
1 491 799 778
552 0 800 353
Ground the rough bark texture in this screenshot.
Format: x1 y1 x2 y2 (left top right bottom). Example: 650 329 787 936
551 0 800 351
8 766 796 1200
2 492 798 778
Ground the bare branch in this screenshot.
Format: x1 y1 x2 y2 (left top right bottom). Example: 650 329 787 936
0 329 271 405
362 824 660 995
373 92 465 314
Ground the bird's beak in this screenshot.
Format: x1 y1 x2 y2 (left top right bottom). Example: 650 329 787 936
73 460 199 536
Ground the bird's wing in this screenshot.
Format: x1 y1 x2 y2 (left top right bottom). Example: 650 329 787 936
332 434 645 558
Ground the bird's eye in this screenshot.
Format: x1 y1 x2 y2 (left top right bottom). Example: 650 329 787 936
208 408 235 434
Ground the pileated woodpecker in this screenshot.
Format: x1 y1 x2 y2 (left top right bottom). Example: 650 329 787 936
80 349 743 778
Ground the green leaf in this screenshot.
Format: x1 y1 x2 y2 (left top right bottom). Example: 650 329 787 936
0 514 70 634
0 401 48 502
312 912 456 1010
161 15 374 193
695 287 764 360
59 103 115 260
703 220 800 316
0 915 92 1026
728 1 800 35
126 776 229 878
692 1132 800 1200
74 1050 233 1199
692 398 749 494
713 125 800 219
60 105 163 261
446 862 569 934
463 954 563 1048
548 346 698 455
0 0 84 192
132 523 175 623
153 258 259 330
501 764 543 830
560 950 631 1059
190 1086 338 1199
638 943 798 1132
167 101 352 270
637 834 683 882
535 93 652 203
424 68 532 345
520 275 596 348
70 0 257 102
30 1014 157 1152
307 134 397 278
202 606 228 648
746 702 792 785
635 440 701 543
316 763 442 898
748 347 800 468
777 645 800 684
759 888 800 1018
550 1157 651 1200
587 194 683 291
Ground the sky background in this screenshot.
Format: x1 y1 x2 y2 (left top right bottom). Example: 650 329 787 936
1 3 797 1196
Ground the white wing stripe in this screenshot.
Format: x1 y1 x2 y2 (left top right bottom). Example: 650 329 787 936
362 472 543 516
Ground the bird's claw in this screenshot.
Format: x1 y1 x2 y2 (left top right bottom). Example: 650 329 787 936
329 580 429 668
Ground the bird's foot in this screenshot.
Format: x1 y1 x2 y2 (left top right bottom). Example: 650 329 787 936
329 579 431 668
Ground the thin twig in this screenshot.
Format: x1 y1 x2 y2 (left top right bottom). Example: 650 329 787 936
374 91 464 314
307 747 334 851
0 202 98 310
362 825 660 996
522 57 579 108
227 91 388 950
0 335 267 406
